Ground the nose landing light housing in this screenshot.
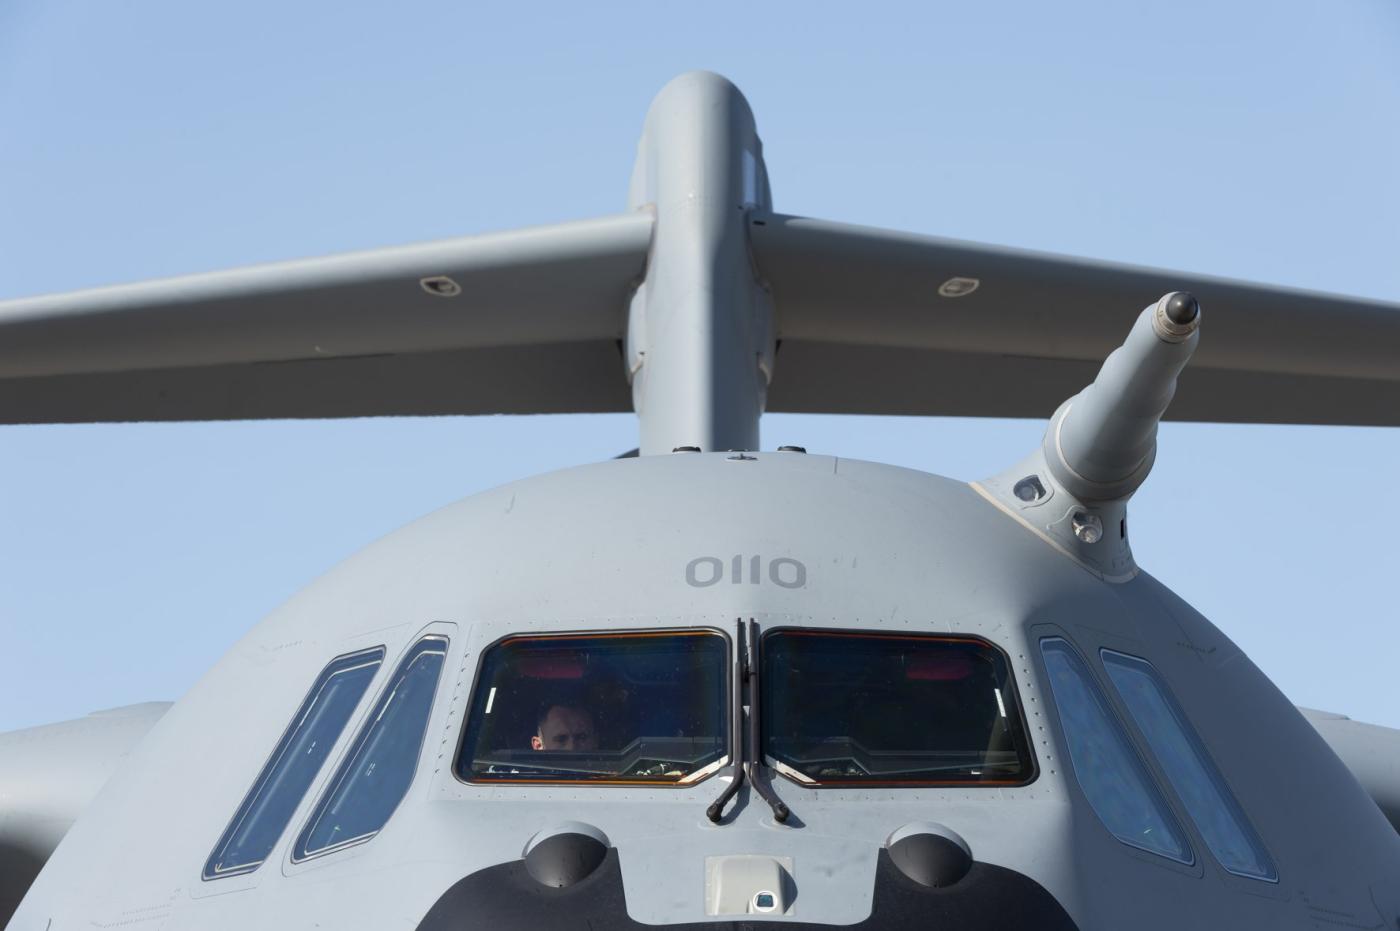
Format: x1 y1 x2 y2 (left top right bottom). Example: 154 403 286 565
886 822 973 888
522 822 610 888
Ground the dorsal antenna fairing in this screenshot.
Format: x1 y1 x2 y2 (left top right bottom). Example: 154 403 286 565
975 293 1202 581
624 72 776 455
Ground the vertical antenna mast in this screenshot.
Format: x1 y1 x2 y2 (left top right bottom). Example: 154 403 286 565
624 72 776 455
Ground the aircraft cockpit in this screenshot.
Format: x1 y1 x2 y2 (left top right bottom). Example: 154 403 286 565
456 627 1035 790
761 630 1034 786
460 630 730 785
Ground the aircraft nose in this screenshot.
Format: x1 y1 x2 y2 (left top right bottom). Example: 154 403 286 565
415 833 1082 929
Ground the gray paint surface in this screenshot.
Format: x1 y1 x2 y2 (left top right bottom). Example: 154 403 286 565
0 702 169 921
0 214 650 422
6 454 1399 929
1300 708 1400 832
752 215 1400 383
624 73 775 453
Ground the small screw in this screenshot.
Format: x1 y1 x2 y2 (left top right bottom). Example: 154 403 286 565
672 446 701 453
777 445 807 453
1013 476 1046 502
1071 511 1103 544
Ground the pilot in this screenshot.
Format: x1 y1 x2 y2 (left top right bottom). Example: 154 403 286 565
531 702 597 751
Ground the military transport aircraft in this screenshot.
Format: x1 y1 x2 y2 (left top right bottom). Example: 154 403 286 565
2 72 1399 930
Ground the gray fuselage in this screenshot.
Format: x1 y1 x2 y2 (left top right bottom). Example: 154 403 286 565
10 451 1399 929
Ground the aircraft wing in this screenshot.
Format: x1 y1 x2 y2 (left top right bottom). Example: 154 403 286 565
0 703 171 923
751 214 1400 425
1301 707 1400 832
4 207 1396 427
0 213 651 423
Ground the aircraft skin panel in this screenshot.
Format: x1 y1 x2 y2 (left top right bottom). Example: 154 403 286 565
417 848 1080 930
1300 708 1400 832
9 454 1400 930
767 340 1400 426
0 702 170 925
0 212 650 423
3 207 1396 428
0 340 632 423
752 214 1400 426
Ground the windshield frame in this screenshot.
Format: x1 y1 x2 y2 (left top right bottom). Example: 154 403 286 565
759 627 1039 789
454 626 732 788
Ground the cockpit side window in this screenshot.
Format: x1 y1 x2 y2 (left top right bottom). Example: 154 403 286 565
203 646 383 880
761 630 1036 786
457 630 729 786
1101 650 1278 881
293 636 449 861
1039 638 1194 865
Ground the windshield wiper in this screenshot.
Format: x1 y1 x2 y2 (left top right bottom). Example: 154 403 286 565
706 619 791 823
706 618 746 822
744 618 790 822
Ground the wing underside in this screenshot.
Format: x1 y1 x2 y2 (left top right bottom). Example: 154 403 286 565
0 208 1395 426
0 213 650 423
751 215 1400 426
0 341 631 423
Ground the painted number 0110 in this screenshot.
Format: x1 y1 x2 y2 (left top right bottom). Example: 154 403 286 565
685 556 806 589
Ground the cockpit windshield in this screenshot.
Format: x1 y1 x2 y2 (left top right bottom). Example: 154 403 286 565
761 630 1035 786
458 630 729 785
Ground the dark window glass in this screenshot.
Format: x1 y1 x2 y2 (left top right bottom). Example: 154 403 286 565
1039 638 1192 864
203 647 383 880
1101 650 1277 881
294 637 448 860
459 630 728 785
761 630 1035 786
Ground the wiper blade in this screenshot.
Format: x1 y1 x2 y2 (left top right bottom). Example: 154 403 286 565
706 619 791 824
745 618 790 823
704 765 744 821
706 617 746 822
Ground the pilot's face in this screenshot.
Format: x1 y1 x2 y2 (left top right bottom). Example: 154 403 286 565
532 705 597 751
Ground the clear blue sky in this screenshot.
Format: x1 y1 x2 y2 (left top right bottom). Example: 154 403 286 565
0 0 1397 732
